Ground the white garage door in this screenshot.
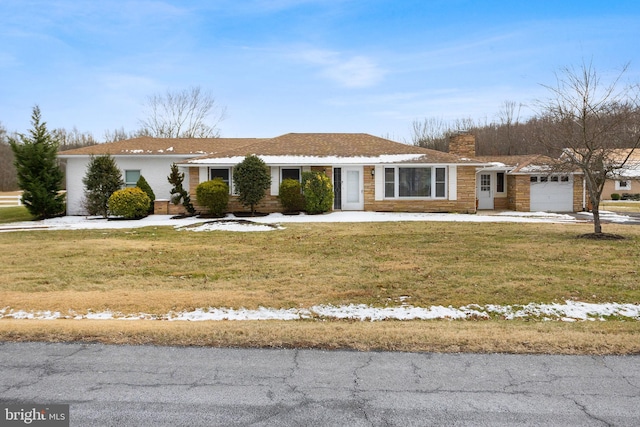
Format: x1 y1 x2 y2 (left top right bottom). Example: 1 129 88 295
530 175 573 212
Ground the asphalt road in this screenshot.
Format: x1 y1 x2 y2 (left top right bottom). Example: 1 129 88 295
1 342 639 426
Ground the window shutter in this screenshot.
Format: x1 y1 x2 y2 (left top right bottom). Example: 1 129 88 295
374 165 384 201
448 166 457 200
270 167 280 196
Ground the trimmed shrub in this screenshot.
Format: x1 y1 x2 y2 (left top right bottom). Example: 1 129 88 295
611 193 621 200
136 175 156 214
302 171 333 214
233 154 271 215
196 178 229 217
108 187 151 219
279 179 304 212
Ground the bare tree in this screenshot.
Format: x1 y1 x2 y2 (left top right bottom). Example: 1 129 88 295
536 61 640 236
139 86 226 138
53 127 98 150
0 122 18 191
103 127 149 143
495 100 523 155
411 117 450 151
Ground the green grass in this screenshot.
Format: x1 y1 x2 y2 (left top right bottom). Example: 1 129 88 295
0 206 33 224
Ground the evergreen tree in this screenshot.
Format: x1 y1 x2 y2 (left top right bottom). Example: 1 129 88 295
136 175 156 214
82 154 124 217
9 106 65 219
233 155 271 215
167 163 195 215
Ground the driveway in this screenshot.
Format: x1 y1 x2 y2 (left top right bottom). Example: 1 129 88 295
1 342 638 426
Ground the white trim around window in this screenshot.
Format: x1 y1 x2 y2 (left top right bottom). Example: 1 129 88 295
615 180 631 191
124 170 140 188
209 167 233 194
383 166 447 199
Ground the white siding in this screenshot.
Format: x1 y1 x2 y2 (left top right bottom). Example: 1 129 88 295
64 156 187 215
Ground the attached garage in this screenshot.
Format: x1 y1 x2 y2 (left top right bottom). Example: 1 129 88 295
529 174 574 212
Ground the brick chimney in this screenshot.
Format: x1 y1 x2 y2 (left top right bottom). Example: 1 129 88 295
449 133 476 158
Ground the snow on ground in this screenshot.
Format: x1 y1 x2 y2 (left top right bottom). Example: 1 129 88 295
1 210 636 322
1 301 639 322
0 210 588 233
576 210 636 223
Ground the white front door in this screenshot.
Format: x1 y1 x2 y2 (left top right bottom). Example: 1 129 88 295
342 167 364 210
477 173 494 209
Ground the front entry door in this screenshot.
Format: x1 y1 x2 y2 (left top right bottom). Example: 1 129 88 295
477 173 494 209
342 167 364 210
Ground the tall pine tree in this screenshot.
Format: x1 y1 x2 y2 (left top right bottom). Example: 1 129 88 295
9 106 65 219
83 154 124 217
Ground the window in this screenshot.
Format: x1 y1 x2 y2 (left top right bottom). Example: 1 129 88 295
384 168 395 198
399 168 431 197
560 175 570 182
540 176 548 182
435 168 446 197
530 176 538 183
281 168 300 182
616 180 631 190
210 168 230 185
496 172 505 193
384 167 446 199
125 170 140 188
550 176 559 182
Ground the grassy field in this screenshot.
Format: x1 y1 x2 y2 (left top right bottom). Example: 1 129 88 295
1 208 639 354
601 200 640 212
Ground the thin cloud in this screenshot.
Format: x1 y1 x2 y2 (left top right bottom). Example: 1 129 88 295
297 48 386 88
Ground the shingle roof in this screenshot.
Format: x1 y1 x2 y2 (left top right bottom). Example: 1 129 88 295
58 133 485 164
188 133 483 164
58 136 265 156
475 155 561 173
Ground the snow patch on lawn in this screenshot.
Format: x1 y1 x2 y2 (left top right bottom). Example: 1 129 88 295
2 301 639 322
576 210 634 223
0 210 591 233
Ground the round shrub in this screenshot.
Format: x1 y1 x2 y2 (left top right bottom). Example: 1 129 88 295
196 178 229 217
611 193 621 200
279 179 304 212
302 171 333 214
108 187 151 219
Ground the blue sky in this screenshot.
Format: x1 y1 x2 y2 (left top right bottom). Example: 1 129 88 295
1 0 639 142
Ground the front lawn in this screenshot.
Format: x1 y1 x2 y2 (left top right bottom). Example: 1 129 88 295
0 206 33 224
0 220 638 354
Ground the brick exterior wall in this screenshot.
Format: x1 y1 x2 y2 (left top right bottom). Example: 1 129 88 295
493 196 509 210
507 175 530 212
366 165 477 213
449 133 476 158
156 164 478 215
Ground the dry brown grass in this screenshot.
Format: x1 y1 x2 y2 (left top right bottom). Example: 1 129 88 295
0 319 638 355
1 220 639 353
601 200 640 212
